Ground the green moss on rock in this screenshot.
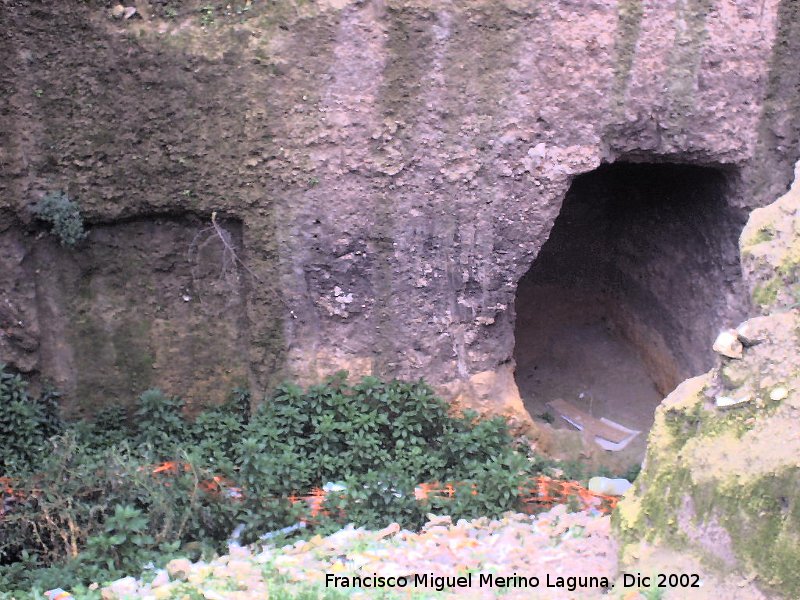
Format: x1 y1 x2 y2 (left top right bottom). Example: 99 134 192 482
749 225 776 246
752 277 781 307
618 459 800 596
663 400 705 450
694 468 800 595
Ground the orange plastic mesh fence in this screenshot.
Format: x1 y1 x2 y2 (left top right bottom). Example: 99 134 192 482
0 464 618 520
282 476 618 522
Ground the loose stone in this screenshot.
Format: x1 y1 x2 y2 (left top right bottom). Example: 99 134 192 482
713 329 744 359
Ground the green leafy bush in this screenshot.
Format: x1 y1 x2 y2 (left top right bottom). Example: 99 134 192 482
237 373 533 533
0 366 62 475
0 379 247 594
0 369 564 595
134 389 189 455
189 388 249 474
0 434 242 593
32 191 87 246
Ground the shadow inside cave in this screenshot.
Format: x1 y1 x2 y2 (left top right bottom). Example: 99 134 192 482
514 162 748 463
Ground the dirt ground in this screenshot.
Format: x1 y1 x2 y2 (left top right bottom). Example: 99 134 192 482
514 285 660 469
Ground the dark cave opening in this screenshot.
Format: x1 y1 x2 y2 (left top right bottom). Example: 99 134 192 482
513 162 747 460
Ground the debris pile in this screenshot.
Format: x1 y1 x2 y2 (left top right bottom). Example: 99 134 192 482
101 506 619 599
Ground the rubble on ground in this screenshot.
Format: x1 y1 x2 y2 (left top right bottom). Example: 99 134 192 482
102 506 619 599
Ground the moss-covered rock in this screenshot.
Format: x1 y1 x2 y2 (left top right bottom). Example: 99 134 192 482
617 162 800 598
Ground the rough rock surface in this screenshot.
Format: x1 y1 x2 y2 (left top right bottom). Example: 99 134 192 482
741 160 800 314
615 161 800 598
2 0 800 418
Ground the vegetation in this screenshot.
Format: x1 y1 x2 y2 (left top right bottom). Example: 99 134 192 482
199 5 216 27
752 277 781 307
0 369 61 474
750 225 776 245
32 191 87 246
0 367 626 597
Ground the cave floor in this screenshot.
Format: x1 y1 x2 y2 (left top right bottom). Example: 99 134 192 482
515 286 663 467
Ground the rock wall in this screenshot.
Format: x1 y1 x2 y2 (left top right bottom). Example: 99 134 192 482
1 0 799 416
615 162 800 598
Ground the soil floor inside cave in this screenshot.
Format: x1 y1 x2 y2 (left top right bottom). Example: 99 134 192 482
515 286 660 471
511 163 748 473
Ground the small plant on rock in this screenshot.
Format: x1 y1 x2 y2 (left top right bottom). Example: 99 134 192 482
199 5 215 26
32 191 87 246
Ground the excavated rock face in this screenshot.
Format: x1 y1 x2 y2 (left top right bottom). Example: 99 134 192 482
615 163 800 598
1 0 799 417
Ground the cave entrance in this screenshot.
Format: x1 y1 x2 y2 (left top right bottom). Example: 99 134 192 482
514 162 745 463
